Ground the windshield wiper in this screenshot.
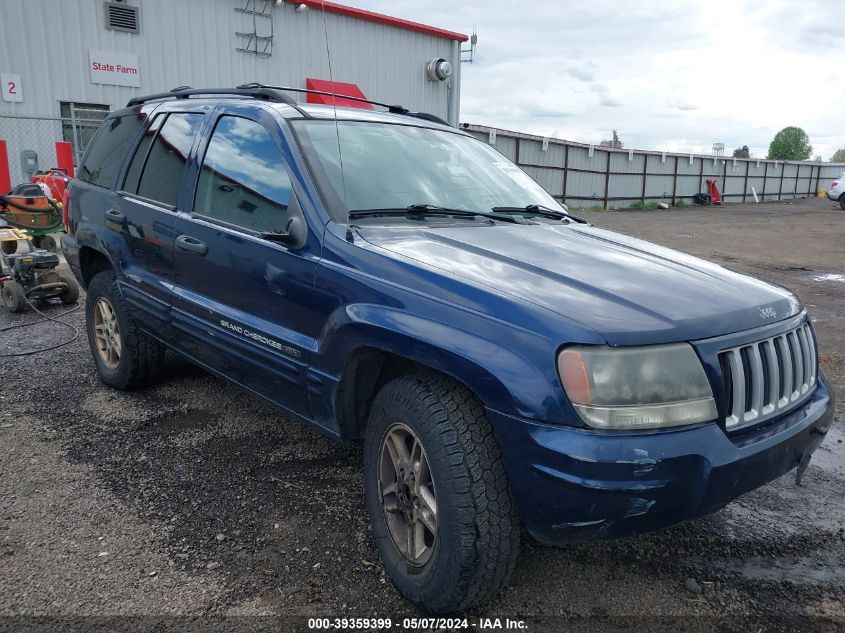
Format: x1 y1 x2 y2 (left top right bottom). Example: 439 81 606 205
349 204 527 224
491 204 586 223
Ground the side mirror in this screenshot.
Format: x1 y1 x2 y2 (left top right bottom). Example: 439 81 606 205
261 216 306 248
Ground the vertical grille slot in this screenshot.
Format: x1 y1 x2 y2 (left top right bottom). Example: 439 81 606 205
719 321 817 430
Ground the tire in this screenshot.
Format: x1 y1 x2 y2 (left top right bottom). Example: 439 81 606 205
363 372 521 613
85 270 165 389
1 280 28 313
1 240 17 255
839 194 845 210
58 271 79 305
39 234 57 251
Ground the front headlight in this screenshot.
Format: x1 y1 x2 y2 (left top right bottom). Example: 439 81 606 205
557 343 717 430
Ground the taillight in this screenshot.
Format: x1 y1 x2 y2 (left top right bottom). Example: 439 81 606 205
833 181 839 188
62 188 72 234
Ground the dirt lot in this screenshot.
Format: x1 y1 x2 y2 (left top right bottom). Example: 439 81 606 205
1 197 843 630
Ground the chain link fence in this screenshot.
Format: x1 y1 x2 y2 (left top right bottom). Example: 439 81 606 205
0 110 108 186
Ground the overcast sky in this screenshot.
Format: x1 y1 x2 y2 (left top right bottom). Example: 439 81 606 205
351 0 844 160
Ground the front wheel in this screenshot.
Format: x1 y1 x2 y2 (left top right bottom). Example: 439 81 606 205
2 280 27 313
363 373 521 613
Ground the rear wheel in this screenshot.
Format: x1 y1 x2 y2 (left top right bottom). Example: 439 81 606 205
85 271 165 389
1 240 17 255
363 372 521 613
839 193 845 210
58 271 79 305
1 280 27 313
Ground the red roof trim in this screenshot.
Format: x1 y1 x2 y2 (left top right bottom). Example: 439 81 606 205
285 1 468 42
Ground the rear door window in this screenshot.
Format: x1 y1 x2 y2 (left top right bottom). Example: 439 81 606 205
78 114 145 188
193 115 292 232
126 112 204 207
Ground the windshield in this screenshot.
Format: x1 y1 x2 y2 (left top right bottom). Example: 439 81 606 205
292 120 565 222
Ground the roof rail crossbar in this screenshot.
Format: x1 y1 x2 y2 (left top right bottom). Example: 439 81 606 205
126 86 300 108
236 83 411 115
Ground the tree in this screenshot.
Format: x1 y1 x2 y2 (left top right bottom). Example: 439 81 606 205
732 145 750 158
830 148 845 163
767 127 812 161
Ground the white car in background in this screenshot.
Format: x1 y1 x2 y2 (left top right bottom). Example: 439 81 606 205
828 172 845 208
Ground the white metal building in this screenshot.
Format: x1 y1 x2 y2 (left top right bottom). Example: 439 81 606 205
0 0 467 184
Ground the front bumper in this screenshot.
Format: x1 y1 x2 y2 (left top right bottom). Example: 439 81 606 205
487 372 834 544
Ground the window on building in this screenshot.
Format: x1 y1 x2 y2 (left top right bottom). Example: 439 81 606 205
77 114 145 189
60 102 111 164
125 112 204 207
194 116 292 233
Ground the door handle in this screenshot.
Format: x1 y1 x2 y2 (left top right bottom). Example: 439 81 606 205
176 234 208 256
105 208 125 222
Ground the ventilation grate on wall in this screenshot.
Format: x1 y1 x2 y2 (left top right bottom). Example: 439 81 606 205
104 2 140 34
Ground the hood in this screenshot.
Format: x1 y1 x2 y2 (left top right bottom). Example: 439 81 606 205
357 222 802 346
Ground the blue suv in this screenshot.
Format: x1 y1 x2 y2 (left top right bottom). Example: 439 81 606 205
62 86 834 613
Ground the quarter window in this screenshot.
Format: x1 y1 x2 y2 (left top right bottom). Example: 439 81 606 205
122 113 165 194
77 113 144 189
194 116 292 233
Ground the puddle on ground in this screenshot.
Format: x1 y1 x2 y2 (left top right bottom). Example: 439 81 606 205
811 425 845 477
812 273 845 283
729 554 844 586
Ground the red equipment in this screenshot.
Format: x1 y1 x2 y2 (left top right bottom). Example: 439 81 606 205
31 169 70 202
705 178 722 205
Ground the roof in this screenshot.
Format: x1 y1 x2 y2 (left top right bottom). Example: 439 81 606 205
284 0 469 42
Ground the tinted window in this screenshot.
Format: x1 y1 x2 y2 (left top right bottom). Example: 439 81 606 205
122 114 165 193
78 114 145 188
194 116 291 232
136 113 204 207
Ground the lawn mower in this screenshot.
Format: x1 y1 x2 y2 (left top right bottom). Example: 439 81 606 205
0 226 78 313
0 168 70 253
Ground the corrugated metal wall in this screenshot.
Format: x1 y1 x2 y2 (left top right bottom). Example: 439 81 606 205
466 125 845 208
0 0 458 120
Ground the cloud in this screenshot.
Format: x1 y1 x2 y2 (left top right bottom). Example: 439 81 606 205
352 0 845 158
567 61 596 82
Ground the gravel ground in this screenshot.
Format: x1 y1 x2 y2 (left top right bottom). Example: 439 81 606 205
1 197 843 630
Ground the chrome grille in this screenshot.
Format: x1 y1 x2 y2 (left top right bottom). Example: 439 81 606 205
720 322 817 429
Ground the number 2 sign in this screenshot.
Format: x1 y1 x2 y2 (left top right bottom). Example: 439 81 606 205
1 74 23 102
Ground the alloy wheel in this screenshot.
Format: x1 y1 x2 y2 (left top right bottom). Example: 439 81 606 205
92 297 122 369
378 423 438 566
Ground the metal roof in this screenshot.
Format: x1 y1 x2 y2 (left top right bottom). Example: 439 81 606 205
284 0 469 42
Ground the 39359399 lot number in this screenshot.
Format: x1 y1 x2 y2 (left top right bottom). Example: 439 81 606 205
307 617 473 630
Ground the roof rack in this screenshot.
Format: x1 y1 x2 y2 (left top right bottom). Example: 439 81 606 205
127 84 451 127
126 85 301 108
239 83 450 126
236 83 411 114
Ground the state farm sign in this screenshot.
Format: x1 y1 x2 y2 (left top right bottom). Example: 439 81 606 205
89 50 140 87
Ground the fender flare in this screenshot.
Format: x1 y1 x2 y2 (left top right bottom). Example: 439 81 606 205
318 303 557 422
